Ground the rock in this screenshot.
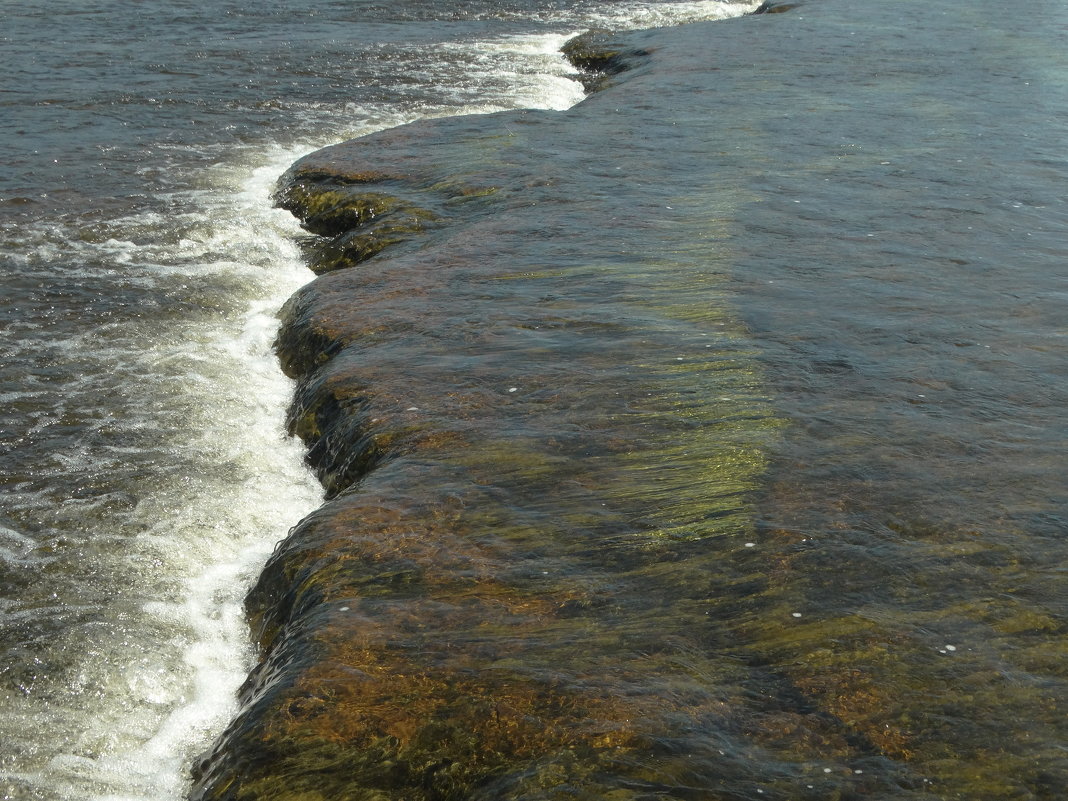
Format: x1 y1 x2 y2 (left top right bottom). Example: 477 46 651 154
753 1 800 13
560 29 651 92
194 3 1068 798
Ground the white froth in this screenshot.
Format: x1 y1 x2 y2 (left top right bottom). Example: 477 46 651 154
80 150 324 798
580 0 760 30
0 146 322 801
445 33 588 111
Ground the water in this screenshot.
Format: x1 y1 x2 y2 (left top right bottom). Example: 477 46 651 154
0 1 756 798
195 1 1068 798
5 0 1068 798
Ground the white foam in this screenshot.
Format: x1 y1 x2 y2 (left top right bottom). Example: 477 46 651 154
441 33 588 111
79 148 324 798
0 145 323 801
578 0 760 30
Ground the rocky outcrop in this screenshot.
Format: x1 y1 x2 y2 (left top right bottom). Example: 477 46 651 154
753 1 801 13
193 2 1068 799
192 23 786 797
560 30 652 92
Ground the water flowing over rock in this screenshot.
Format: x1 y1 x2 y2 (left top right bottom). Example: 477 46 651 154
194 1 1068 798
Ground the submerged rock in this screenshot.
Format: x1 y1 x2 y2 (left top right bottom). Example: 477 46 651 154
195 1 1068 798
561 29 652 92
753 1 801 13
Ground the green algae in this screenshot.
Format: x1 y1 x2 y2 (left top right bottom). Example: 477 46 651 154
200 173 792 799
275 179 441 275
560 30 652 93
308 214 435 275
714 504 1068 799
275 184 408 237
274 157 500 280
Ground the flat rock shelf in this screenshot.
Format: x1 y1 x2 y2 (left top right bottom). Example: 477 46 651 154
193 1 1068 799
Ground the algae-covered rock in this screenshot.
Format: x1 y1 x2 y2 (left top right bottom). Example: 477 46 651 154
275 183 408 237
274 177 440 274
753 1 801 13
197 1 1068 798
561 30 651 92
273 126 505 277
199 80 796 797
306 212 437 275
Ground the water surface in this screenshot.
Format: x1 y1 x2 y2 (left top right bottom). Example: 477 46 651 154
195 1 1068 798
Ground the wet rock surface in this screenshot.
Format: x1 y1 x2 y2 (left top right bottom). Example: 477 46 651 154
560 29 653 92
194 1 1068 798
753 1 801 13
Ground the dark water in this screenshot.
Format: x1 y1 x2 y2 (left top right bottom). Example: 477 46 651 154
0 1 755 798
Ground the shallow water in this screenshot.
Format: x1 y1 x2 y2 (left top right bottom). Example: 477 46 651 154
6 0 1068 797
195 1 1068 798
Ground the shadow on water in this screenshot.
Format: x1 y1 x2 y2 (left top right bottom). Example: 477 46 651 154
196 1 1068 798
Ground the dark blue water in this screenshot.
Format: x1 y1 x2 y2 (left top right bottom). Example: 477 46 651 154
0 1 756 798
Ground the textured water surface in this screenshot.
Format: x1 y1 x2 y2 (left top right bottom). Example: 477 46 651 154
4 0 1068 798
195 1 1068 798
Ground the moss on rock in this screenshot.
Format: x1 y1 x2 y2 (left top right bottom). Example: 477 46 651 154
561 30 651 92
